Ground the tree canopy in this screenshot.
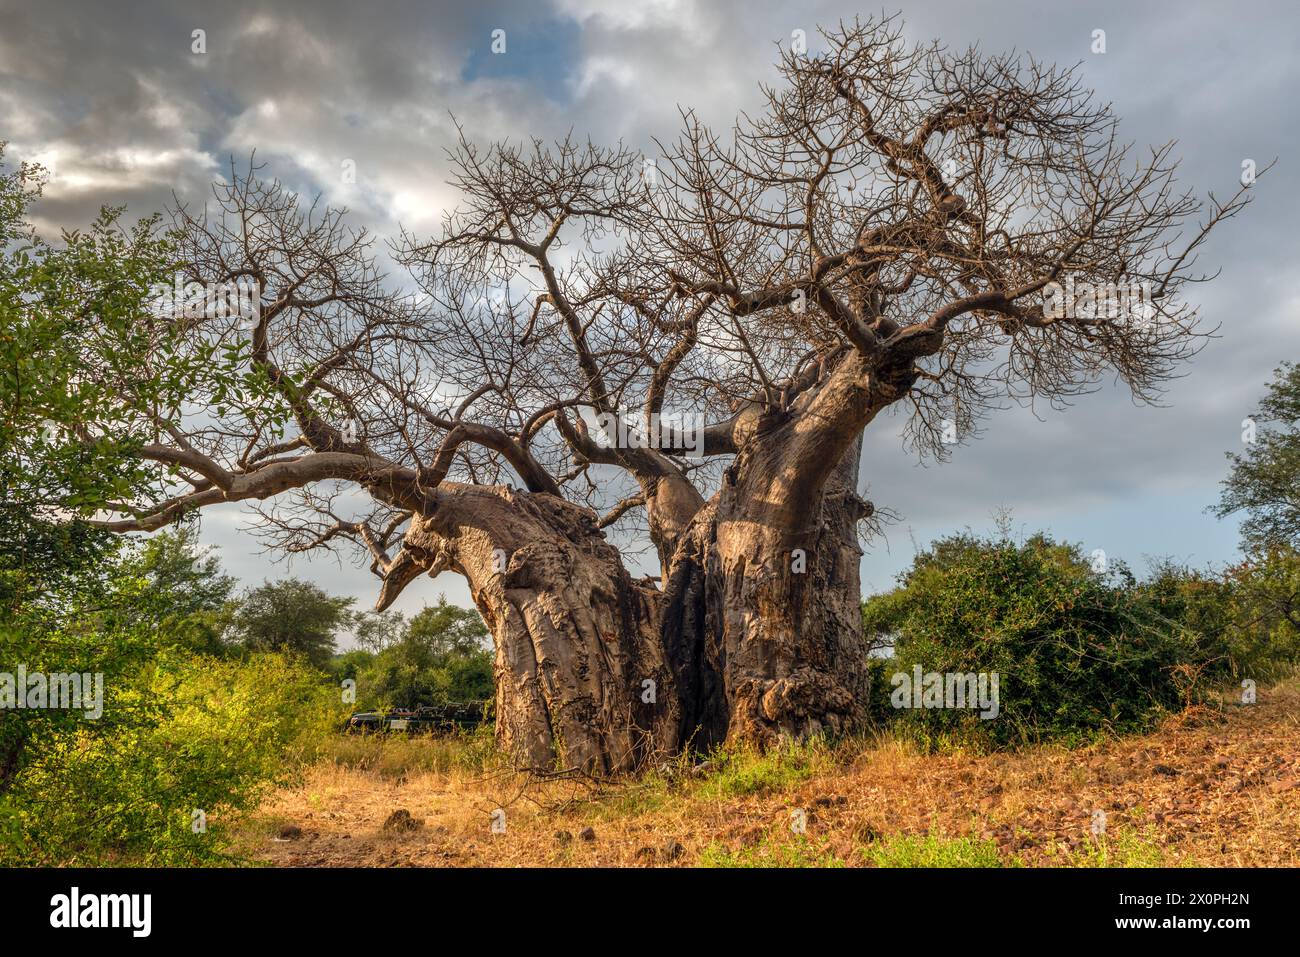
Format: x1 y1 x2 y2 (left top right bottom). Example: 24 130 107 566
229 579 354 667
1215 362 1300 550
80 19 1247 592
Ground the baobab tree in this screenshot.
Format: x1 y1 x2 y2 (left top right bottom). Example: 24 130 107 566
87 18 1252 772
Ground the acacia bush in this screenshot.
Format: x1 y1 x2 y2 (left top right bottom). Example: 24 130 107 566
862 533 1200 748
1128 550 1300 685
2 650 339 865
0 530 343 865
1224 546 1300 679
1133 561 1236 678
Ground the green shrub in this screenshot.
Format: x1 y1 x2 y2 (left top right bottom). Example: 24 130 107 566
1135 561 1237 678
1222 547 1300 680
1 530 345 865
1125 550 1300 683
0 651 340 865
862 533 1199 749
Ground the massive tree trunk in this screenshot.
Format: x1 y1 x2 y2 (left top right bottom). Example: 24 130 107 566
714 434 872 749
663 432 872 752
393 357 904 773
393 485 677 772
662 351 889 753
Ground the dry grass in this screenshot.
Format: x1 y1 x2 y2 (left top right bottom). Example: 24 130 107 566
232 679 1300 868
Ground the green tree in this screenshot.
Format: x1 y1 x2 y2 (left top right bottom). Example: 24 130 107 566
0 144 182 572
134 527 235 612
230 579 353 667
1207 365 1300 679
128 527 238 655
348 597 493 708
406 598 490 660
1214 362 1300 549
351 608 406 653
1220 546 1300 680
0 145 185 792
0 144 178 608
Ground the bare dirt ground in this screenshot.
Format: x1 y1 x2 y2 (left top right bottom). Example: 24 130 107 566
235 680 1300 867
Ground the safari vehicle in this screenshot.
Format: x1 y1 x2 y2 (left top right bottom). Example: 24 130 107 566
343 702 488 734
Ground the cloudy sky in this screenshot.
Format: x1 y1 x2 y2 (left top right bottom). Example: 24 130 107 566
3 0 1298 626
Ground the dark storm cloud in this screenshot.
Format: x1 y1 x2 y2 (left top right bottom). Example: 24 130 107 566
2 0 1297 614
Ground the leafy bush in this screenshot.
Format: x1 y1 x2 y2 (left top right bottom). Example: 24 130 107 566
0 530 343 865
862 533 1199 748
1134 560 1236 677
1221 547 1300 680
332 597 493 710
1136 549 1300 683
2 651 339 865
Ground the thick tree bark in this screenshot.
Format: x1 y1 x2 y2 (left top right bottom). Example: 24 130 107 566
660 352 893 752
399 485 678 773
663 433 872 752
717 432 872 748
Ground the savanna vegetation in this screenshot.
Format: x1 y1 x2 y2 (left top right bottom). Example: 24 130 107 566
0 142 499 864
0 518 494 865
3 467 1296 865
15 17 1261 775
3 15 1299 867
